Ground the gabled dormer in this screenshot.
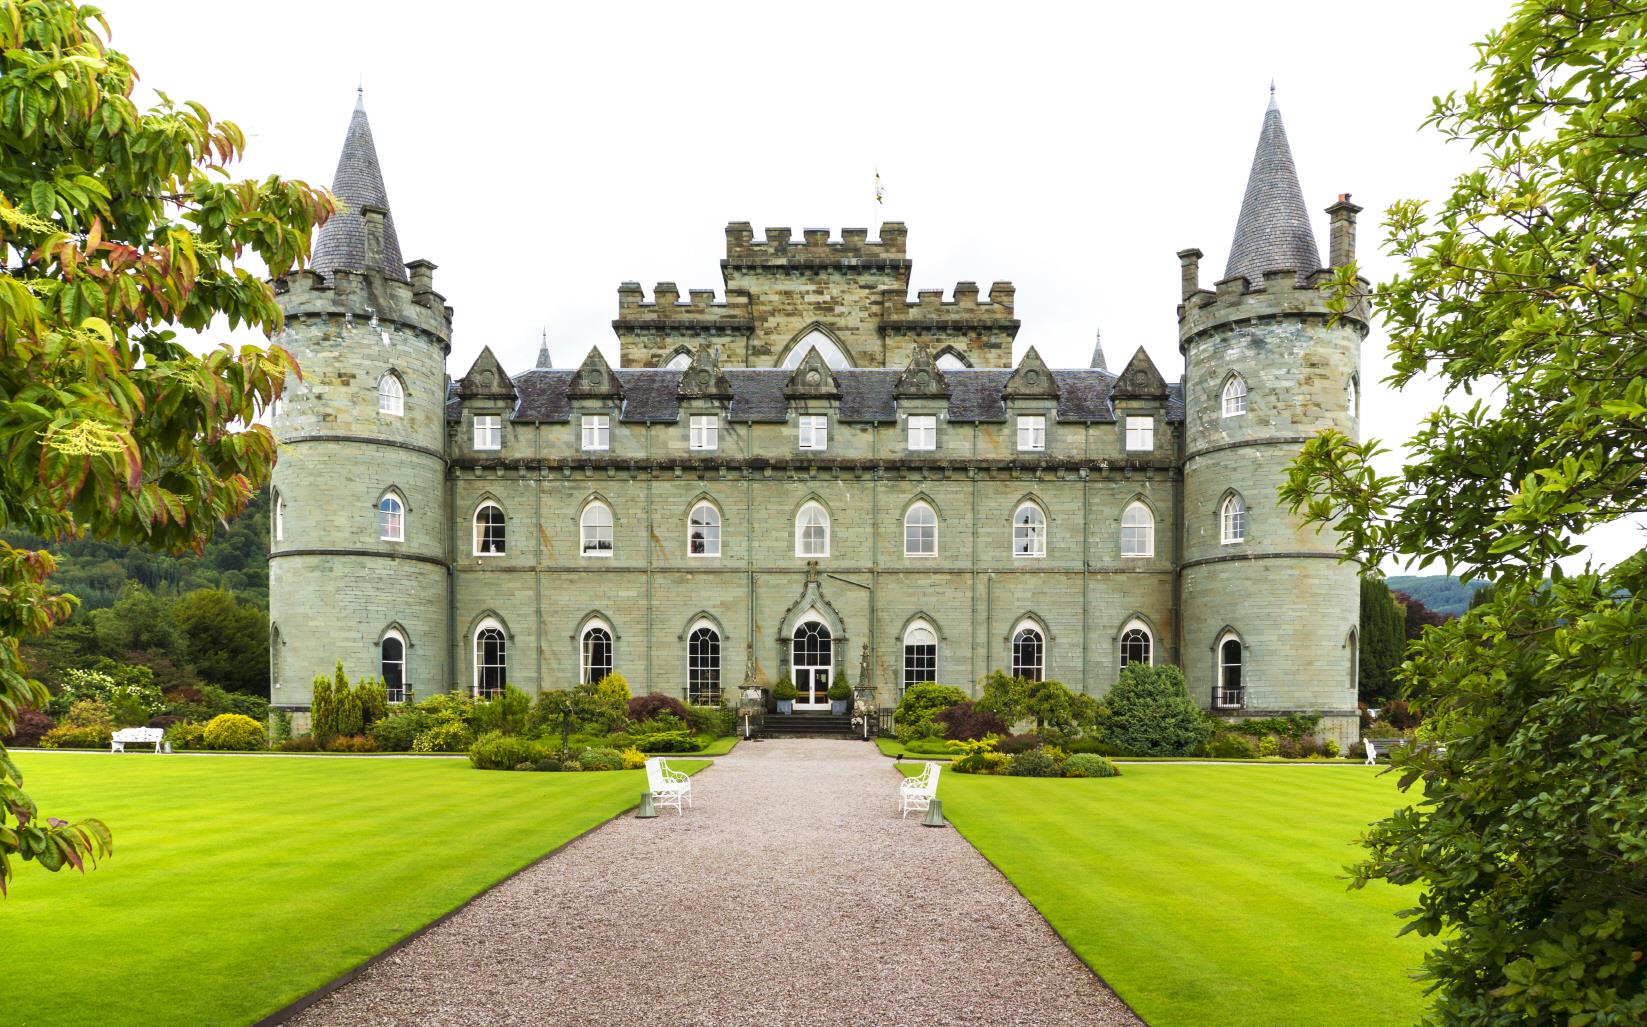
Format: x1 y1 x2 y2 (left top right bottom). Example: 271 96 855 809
569 346 624 401
1113 346 1168 400
456 346 516 456
457 346 518 403
1001 346 1058 456
676 344 733 455
895 343 950 455
676 344 732 402
783 346 842 400
568 347 622 455
1112 346 1170 458
894 342 951 400
1002 345 1059 400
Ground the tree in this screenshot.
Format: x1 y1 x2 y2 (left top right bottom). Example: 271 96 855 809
1282 3 1647 1020
172 588 266 694
1392 591 1450 643
1101 664 1211 757
0 0 332 894
89 581 180 660
1358 575 1406 705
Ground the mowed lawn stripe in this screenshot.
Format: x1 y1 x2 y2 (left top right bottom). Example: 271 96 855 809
926 763 1430 1027
4 753 681 1027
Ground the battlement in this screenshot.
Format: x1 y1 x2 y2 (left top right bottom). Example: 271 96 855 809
1177 268 1367 346
613 282 754 328
722 222 911 265
881 281 1017 323
273 266 453 346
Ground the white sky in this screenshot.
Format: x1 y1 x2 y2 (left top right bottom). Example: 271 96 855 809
105 0 1643 572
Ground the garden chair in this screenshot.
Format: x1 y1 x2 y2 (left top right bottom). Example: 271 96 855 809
899 762 941 819
644 757 692 816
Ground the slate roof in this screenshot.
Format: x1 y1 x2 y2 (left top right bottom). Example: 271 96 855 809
478 366 1184 425
310 91 408 282
1224 92 1320 283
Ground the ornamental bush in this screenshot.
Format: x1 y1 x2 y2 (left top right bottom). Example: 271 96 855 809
1202 733 1257 759
472 685 531 737
202 713 266 751
1063 753 1120 778
3 709 55 747
1006 745 1065 777
936 700 1007 741
949 736 1009 775
40 723 110 749
577 746 624 772
468 731 548 771
412 720 472 753
167 720 206 751
630 730 699 753
628 692 691 725
370 710 427 752
684 704 734 737
620 747 647 770
325 734 378 753
1101 664 1212 757
893 683 967 739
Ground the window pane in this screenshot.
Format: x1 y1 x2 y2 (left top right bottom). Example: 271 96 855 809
688 627 721 705
903 643 936 688
477 628 506 698
1012 628 1044 681
1125 416 1154 451
690 416 718 451
379 375 404 416
582 503 613 556
797 504 829 556
379 497 402 540
904 505 936 556
1120 627 1151 667
908 415 936 451
474 415 501 450
689 504 720 557
1017 416 1045 451
582 415 610 451
799 416 827 450
382 636 406 703
582 627 613 683
1013 505 1045 557
476 505 505 554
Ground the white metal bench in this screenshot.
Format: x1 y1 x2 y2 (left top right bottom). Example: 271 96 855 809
1364 737 1409 764
899 762 941 819
644 757 692 816
111 727 164 753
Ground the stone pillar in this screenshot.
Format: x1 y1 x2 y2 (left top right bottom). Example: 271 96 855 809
1326 196 1362 268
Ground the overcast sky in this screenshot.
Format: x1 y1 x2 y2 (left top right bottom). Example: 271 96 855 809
104 0 1642 573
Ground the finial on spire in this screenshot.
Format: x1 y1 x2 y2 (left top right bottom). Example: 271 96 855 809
535 327 553 369
1090 328 1108 371
1267 79 1277 112
355 80 364 113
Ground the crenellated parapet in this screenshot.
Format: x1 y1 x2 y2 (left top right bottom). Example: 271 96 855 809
275 265 453 352
613 282 754 327
722 222 910 267
880 280 1017 327
1177 268 1367 350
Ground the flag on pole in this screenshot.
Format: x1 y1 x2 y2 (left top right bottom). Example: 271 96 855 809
875 168 885 206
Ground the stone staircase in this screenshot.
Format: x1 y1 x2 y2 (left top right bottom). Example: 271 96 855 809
759 712 854 738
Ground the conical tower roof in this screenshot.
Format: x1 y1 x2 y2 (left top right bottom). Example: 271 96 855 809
311 88 407 281
1224 88 1320 283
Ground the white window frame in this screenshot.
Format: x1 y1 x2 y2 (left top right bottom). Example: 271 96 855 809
1216 632 1245 708
1120 501 1154 558
378 492 404 542
1222 375 1248 417
687 620 721 705
378 373 404 416
473 620 506 698
273 491 284 543
1119 620 1153 668
381 629 408 703
581 414 610 452
907 415 937 452
581 500 614 558
904 501 937 558
795 501 830 558
1016 415 1046 452
902 620 938 690
473 414 502 451
474 501 506 556
1011 621 1045 682
1347 375 1360 417
688 501 720 558
1221 493 1246 545
1125 416 1155 452
689 415 718 451
581 620 614 684
798 415 828 451
1012 501 1046 558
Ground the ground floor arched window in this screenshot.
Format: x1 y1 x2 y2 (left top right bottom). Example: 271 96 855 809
475 624 506 698
1216 634 1244 708
382 630 407 703
687 624 720 705
903 620 937 690
582 622 614 683
1012 622 1045 681
1119 622 1152 668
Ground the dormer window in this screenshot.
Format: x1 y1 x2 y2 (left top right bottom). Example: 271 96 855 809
690 415 718 451
582 414 610 451
473 415 501 450
907 415 936 451
1125 416 1154 452
1017 415 1046 452
799 415 828 451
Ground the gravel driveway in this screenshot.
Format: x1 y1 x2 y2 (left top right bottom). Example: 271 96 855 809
289 739 1143 1026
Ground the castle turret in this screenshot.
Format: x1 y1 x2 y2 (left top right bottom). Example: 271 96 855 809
268 90 453 712
1176 90 1365 747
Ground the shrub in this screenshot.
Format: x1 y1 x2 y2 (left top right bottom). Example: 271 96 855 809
996 732 1043 755
533 758 563 772
468 731 549 771
1062 737 1121 756
472 685 532 736
1323 737 1342 758
3 709 55 747
1102 664 1213 756
628 692 691 725
370 710 427 752
630 730 699 753
1255 736 1280 758
772 676 797 702
936 700 1009 741
949 736 1009 775
975 670 1027 724
899 737 957 756
684 704 734 737
412 720 473 753
167 720 207 750
203 713 266 751
827 673 852 702
1063 753 1121 778
1278 735 1322 759
1225 714 1321 741
270 709 292 745
278 734 318 752
57 665 164 725
326 734 379 753
620 747 647 770
355 677 390 732
200 684 269 722
1202 733 1257 759
1381 698 1422 730
40 723 111 749
894 682 967 737
577 746 624 772
559 759 582 772
575 674 632 732
1006 746 1065 777
146 714 181 732
63 698 116 729
628 714 689 736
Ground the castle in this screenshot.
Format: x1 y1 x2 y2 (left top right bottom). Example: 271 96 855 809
267 89 1367 745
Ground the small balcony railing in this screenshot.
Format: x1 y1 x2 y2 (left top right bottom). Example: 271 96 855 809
1213 687 1246 710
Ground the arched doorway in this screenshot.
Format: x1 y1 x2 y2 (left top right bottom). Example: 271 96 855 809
792 621 833 710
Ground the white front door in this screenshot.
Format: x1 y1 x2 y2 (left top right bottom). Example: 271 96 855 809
793 622 833 710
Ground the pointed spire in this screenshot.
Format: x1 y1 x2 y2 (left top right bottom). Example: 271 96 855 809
1224 88 1320 284
1090 328 1108 371
311 90 407 281
536 328 553 369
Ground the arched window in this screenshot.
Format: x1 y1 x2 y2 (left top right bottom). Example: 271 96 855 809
1222 374 1247 417
796 502 830 558
582 622 613 683
1121 502 1153 558
687 623 720 705
664 351 692 371
378 372 405 416
1217 633 1244 707
1013 502 1046 558
781 328 851 370
689 502 720 557
935 351 968 371
381 630 407 703
270 624 282 690
273 490 284 543
904 502 937 557
1119 621 1152 667
1347 375 1360 417
1012 622 1045 681
792 619 833 706
474 501 505 555
474 623 506 698
1220 493 1246 544
581 500 613 557
378 492 404 542
1348 627 1359 693
903 620 937 690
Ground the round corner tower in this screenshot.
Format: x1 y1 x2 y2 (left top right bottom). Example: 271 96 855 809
268 91 452 711
1176 93 1366 747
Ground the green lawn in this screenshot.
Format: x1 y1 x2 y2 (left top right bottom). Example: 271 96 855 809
914 762 1431 1026
3 752 701 1026
874 736 953 759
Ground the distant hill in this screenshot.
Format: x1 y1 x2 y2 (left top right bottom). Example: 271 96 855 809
1385 574 1485 617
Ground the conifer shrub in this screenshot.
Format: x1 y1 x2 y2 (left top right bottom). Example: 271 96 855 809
1255 736 1281 758
684 704 734 737
202 713 266 751
1101 664 1212 756
949 736 1009 774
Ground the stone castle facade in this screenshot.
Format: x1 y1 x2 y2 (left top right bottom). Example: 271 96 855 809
267 90 1366 744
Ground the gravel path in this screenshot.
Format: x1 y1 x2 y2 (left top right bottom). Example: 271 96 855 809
289 739 1143 1026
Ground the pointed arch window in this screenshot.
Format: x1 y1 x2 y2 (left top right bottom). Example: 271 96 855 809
689 502 720 557
903 620 937 690
687 622 720 705
378 491 404 542
474 621 506 698
665 351 692 371
378 372 405 416
474 501 506 555
581 500 613 557
1119 620 1152 667
381 629 408 703
935 351 968 371
1220 493 1246 545
796 502 830 558
1216 632 1245 708
1012 622 1045 681
1013 502 1046 558
1222 375 1248 417
1121 502 1154 558
273 489 284 543
904 502 937 557
1347 375 1360 418
581 621 614 684
781 329 851 370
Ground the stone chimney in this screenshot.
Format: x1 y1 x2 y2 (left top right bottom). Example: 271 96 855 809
362 205 387 271
1177 248 1203 300
1326 194 1363 268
